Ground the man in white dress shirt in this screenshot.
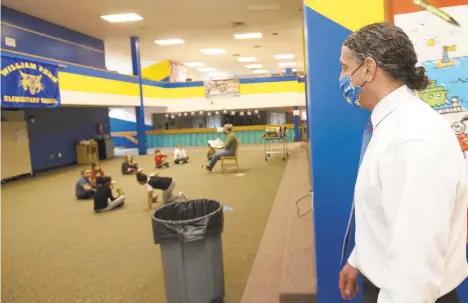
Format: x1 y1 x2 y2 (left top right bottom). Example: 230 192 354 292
338 23 468 303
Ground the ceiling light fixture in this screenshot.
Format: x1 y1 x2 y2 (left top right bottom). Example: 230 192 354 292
236 57 257 62
155 39 185 45
278 62 296 67
274 54 295 60
234 32 263 39
198 67 216 72
253 69 269 74
101 13 143 23
184 62 205 67
200 48 226 55
246 64 263 69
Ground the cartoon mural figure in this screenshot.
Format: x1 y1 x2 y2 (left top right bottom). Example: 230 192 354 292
452 115 468 157
19 71 43 95
436 45 457 68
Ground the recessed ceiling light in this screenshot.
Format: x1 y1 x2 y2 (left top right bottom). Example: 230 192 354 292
275 54 295 60
253 69 269 74
200 48 226 55
246 64 263 69
237 57 257 62
184 62 205 67
155 39 185 45
101 13 143 23
234 33 263 39
278 62 296 67
198 67 216 72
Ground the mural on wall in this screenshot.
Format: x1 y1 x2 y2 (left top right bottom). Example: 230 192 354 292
393 2 468 158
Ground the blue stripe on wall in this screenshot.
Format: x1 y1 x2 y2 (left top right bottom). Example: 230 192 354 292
1 6 105 69
1 6 104 51
240 75 297 84
305 7 370 303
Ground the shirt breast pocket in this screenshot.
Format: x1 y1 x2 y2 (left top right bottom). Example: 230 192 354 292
355 157 382 209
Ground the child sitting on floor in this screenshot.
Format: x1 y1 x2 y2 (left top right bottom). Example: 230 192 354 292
121 155 139 174
174 144 190 164
93 176 125 212
90 163 105 188
154 149 170 169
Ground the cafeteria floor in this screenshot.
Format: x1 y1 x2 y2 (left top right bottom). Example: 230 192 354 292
1 144 295 303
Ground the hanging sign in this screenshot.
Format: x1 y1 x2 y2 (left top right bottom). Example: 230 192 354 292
1 56 61 108
204 78 240 99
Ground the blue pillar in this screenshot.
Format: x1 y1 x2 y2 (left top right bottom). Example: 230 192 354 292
130 36 147 155
304 2 382 302
293 106 300 141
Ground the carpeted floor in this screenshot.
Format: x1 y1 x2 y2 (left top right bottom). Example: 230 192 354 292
1 146 288 303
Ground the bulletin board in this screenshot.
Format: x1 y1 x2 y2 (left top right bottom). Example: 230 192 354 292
1 121 33 179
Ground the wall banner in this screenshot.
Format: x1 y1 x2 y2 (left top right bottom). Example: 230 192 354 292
204 78 240 99
1 56 61 108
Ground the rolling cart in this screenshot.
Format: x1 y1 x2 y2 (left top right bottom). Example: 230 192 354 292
261 126 289 162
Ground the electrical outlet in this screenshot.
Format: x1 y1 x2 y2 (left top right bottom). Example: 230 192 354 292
58 153 62 158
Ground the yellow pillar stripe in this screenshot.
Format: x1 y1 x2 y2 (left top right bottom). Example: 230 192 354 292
304 0 385 32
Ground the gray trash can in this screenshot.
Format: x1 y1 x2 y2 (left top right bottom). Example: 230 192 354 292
152 199 225 303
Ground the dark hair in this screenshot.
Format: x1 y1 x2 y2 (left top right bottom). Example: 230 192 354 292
136 172 148 183
155 149 161 153
343 23 429 91
96 176 111 186
91 163 97 170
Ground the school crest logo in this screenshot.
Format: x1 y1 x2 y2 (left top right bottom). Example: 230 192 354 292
19 71 44 95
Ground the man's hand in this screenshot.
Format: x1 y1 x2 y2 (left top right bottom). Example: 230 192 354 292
339 263 359 300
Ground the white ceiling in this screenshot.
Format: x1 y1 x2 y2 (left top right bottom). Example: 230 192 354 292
3 0 305 79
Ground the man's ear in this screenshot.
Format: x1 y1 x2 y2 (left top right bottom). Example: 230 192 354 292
363 57 377 83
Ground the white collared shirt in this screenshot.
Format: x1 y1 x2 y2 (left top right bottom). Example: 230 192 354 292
348 85 468 303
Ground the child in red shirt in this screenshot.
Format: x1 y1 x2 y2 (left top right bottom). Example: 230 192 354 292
90 163 105 187
154 149 170 169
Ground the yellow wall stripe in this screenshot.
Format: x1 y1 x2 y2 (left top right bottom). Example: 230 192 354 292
59 72 140 96
141 60 171 81
304 0 385 32
241 81 303 95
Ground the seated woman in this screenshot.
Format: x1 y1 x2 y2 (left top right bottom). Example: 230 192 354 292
90 163 105 188
75 169 95 199
207 145 216 161
201 124 237 173
174 144 190 164
93 176 125 212
136 169 185 209
121 155 139 174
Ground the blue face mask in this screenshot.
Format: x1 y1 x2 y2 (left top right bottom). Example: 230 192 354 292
339 64 366 108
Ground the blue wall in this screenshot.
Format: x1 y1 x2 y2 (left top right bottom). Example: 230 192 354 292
305 7 369 303
25 107 110 172
1 6 105 69
109 117 152 148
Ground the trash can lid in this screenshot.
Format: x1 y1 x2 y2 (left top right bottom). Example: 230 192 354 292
152 199 222 224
